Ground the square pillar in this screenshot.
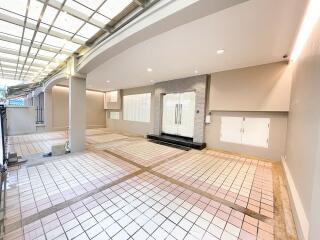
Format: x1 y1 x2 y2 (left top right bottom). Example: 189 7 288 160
69 76 86 152
44 89 53 131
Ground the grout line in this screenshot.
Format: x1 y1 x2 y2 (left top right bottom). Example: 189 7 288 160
3 139 280 238
150 170 273 224
102 148 274 224
3 169 145 235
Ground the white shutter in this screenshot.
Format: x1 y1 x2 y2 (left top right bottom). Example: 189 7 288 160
242 117 270 148
220 117 243 144
123 93 151 122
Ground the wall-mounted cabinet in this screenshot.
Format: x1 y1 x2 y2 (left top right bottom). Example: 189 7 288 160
104 90 121 110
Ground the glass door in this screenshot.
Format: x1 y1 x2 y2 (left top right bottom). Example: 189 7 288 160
162 93 180 135
177 92 195 138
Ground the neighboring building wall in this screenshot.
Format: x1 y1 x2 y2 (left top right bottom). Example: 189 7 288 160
284 20 320 240
106 86 154 137
51 86 106 130
205 62 292 161
6 106 36 135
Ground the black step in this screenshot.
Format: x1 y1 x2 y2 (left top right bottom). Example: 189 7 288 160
147 134 206 150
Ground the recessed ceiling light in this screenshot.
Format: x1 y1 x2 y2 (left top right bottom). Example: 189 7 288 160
147 68 153 72
194 70 199 74
216 49 225 54
150 80 154 82
106 80 110 83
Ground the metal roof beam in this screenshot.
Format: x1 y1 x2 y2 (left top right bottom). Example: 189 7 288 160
0 34 71 55
37 0 108 30
0 13 85 45
0 47 52 62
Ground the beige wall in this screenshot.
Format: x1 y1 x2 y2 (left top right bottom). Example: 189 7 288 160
51 86 106 130
284 19 320 240
209 61 292 111
205 111 288 161
106 85 154 136
205 62 292 161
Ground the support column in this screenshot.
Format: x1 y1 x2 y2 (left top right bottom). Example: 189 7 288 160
68 76 86 152
44 89 53 131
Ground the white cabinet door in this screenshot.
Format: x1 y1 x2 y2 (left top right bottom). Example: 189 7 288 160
162 93 180 135
220 117 243 144
178 92 195 138
242 117 270 148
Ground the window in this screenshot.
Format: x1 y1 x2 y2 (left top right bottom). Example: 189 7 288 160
123 93 151 122
109 111 120 120
220 117 270 148
8 98 25 106
110 91 118 102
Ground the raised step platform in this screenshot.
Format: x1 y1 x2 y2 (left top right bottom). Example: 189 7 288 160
147 134 206 150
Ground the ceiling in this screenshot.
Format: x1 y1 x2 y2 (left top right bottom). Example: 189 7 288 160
0 0 144 86
86 0 306 91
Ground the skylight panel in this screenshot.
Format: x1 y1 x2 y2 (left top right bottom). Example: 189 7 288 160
42 6 58 25
44 35 66 48
30 47 38 55
24 28 35 40
34 32 46 43
65 0 93 17
63 41 81 52
54 11 84 34
51 27 73 38
98 0 132 19
77 23 100 39
47 62 59 68
33 59 49 65
21 45 29 52
55 53 69 61
0 9 24 23
27 0 43 20
26 58 33 64
0 40 20 51
76 0 105 10
0 0 28 16
0 52 20 60
1 62 16 67
73 35 87 43
0 20 23 37
38 49 56 58
91 13 111 25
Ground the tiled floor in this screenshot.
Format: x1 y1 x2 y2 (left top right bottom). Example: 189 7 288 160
86 134 129 144
154 150 273 218
2 130 294 240
8 139 68 157
101 141 185 167
7 129 119 158
5 152 138 226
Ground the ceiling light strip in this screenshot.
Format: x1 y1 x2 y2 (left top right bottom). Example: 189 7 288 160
290 0 320 60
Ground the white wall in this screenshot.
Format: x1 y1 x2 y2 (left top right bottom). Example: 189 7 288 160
284 18 320 240
209 61 292 111
6 106 36 135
